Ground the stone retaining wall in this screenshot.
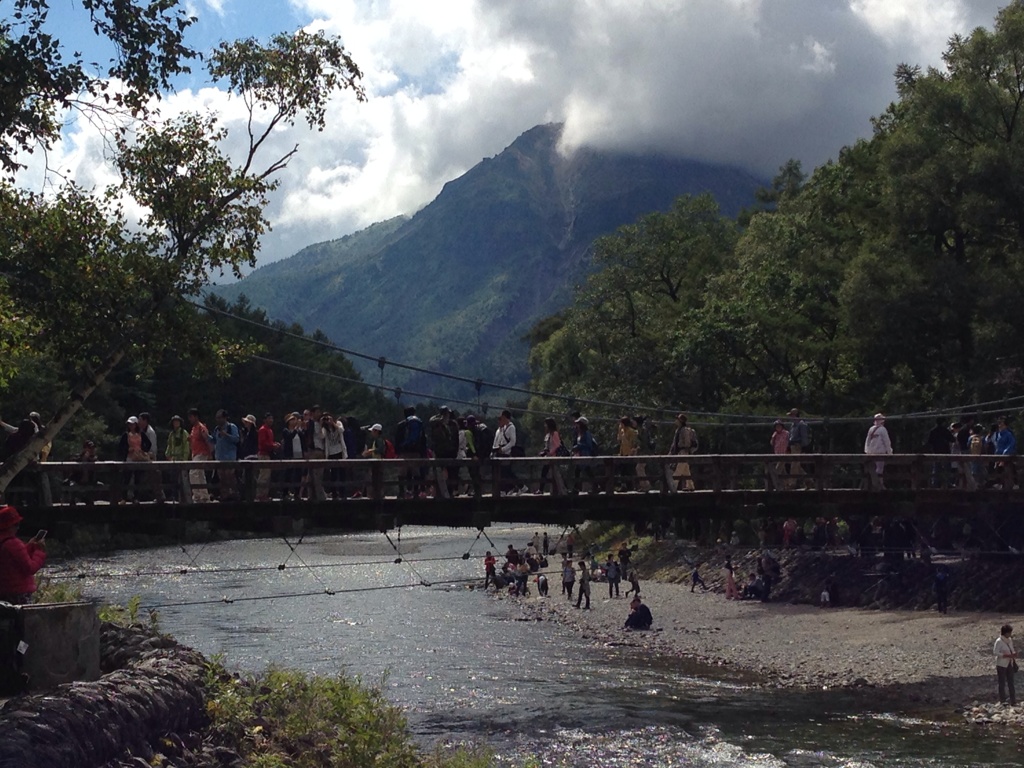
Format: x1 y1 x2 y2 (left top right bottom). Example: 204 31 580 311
0 623 240 768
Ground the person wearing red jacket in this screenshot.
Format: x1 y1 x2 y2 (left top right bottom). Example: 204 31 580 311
255 413 280 502
0 506 45 604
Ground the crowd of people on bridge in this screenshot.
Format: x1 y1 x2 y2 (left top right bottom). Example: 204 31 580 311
1 403 1021 502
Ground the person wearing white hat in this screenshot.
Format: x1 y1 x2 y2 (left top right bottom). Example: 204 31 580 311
864 413 893 489
362 423 385 459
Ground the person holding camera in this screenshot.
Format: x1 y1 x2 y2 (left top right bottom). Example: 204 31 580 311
209 409 241 501
0 506 45 605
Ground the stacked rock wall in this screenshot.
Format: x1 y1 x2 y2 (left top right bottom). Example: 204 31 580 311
0 623 238 768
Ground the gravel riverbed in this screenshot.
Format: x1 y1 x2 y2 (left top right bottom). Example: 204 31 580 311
494 578 1024 723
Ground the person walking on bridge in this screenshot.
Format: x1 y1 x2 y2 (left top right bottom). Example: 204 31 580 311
770 420 790 489
670 413 698 491
993 417 1017 490
864 413 892 490
256 413 279 501
492 410 520 494
210 409 240 501
788 409 810 486
186 409 212 502
429 405 459 498
395 406 427 498
304 405 327 501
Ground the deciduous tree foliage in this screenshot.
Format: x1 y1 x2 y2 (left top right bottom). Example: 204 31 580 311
529 1 1024 434
0 0 197 173
0 4 364 493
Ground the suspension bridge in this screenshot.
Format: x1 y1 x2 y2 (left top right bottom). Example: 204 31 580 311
5 454 1023 542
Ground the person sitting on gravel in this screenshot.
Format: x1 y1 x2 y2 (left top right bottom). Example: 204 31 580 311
624 596 653 630
742 573 763 600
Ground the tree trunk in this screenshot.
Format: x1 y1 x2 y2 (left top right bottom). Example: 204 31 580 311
0 349 126 497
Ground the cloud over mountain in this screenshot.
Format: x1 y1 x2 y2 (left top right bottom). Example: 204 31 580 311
24 0 1006 266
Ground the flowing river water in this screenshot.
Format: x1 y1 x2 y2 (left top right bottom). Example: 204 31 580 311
54 525 1019 767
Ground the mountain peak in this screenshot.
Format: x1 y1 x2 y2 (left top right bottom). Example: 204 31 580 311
215 125 764 396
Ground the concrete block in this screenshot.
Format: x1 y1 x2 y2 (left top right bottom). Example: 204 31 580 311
20 601 100 690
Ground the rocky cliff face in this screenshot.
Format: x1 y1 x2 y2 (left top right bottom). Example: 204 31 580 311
215 124 764 396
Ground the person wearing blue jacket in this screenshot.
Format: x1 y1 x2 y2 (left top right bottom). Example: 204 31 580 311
993 417 1017 489
209 409 241 500
572 417 598 494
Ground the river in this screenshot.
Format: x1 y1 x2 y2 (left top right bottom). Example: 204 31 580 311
52 525 1019 767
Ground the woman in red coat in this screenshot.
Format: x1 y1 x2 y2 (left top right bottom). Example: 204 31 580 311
0 506 45 604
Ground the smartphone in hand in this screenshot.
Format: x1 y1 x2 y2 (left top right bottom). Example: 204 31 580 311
34 529 47 541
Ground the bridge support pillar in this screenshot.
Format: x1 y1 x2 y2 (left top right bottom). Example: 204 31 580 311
162 519 187 539
273 516 304 536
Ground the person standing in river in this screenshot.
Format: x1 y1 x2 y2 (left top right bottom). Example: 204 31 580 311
574 559 591 609
483 551 497 589
994 624 1017 706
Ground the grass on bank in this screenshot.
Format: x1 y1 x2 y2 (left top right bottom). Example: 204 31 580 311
203 663 495 768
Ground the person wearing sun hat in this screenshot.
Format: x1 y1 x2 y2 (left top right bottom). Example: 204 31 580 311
864 412 893 489
0 506 46 604
362 423 385 459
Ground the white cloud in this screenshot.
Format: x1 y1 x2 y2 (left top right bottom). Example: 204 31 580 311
17 0 1010 266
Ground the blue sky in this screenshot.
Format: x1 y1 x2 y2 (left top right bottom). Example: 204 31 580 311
17 0 1011 267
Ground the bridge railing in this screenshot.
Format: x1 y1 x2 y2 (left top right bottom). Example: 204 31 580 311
0 453 1014 508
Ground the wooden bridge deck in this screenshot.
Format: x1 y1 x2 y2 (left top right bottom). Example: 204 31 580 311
4 454 1023 536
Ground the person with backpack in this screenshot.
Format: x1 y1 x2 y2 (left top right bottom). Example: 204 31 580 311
209 409 241 501
669 413 698 491
429 405 459 498
362 423 385 459
394 406 427 498
993 416 1017 490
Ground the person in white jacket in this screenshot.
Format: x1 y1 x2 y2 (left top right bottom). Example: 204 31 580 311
994 624 1017 705
864 413 892 488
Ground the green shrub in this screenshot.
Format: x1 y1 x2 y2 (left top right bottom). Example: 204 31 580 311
32 578 84 604
203 662 500 767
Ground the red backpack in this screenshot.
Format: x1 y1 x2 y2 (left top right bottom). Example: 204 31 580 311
383 439 397 459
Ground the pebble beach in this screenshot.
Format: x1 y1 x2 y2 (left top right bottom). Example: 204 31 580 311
498 577 1024 725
